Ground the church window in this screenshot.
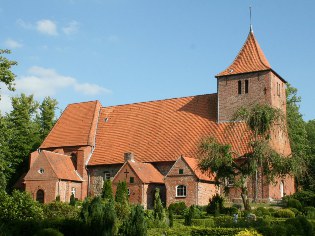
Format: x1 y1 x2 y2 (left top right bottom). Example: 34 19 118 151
179 169 184 174
176 185 187 197
104 171 110 180
130 176 134 183
71 187 76 197
36 189 45 203
127 188 130 196
38 168 44 174
238 80 242 94
245 80 249 94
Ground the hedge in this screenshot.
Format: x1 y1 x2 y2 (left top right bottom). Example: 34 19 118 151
191 227 243 236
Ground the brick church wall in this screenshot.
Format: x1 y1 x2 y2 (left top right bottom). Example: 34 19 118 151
88 164 122 196
197 182 217 206
25 180 57 203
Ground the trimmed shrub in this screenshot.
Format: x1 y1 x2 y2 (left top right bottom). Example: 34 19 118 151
35 228 64 236
213 216 234 227
168 202 187 216
184 205 195 226
304 206 315 219
287 207 300 216
191 218 215 227
206 194 224 215
235 229 262 236
287 198 302 211
191 227 243 236
43 201 80 220
253 207 271 217
119 204 147 236
289 190 315 207
102 179 114 201
285 216 313 236
274 209 295 218
223 207 239 215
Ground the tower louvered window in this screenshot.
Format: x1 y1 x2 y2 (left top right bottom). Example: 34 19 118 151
238 80 242 94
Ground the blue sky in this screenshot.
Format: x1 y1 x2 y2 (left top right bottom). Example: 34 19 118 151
0 0 314 120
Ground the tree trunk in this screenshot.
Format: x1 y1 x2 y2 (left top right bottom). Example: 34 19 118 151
241 181 251 211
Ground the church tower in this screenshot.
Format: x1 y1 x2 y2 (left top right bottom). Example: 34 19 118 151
215 28 287 123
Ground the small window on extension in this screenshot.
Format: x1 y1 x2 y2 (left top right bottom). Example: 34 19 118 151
245 80 249 94
179 169 184 174
238 80 242 94
130 177 134 183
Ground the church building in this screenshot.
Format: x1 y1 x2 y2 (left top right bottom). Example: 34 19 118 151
23 27 295 207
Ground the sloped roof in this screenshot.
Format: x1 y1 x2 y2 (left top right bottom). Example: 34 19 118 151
182 156 215 182
40 100 101 148
43 151 83 181
128 161 164 183
25 150 82 182
216 30 271 77
89 94 251 165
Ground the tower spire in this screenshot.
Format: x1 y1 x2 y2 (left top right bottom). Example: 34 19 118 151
249 6 253 32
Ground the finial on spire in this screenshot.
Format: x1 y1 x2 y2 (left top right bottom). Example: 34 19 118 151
249 6 253 32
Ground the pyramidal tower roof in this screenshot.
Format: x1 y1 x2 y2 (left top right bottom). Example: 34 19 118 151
216 29 272 77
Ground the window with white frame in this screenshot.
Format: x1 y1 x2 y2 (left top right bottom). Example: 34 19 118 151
176 185 187 197
71 187 76 197
104 171 110 180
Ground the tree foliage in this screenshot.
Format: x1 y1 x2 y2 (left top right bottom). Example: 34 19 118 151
120 205 147 236
102 179 114 201
0 49 17 97
153 188 165 221
198 103 298 210
0 94 58 190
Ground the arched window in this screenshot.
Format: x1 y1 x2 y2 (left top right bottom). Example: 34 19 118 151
36 189 45 203
245 80 249 94
238 80 242 94
176 185 187 197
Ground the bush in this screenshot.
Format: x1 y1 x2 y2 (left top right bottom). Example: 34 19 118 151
43 201 80 220
223 207 239 215
35 228 64 236
184 205 195 226
0 190 44 221
168 202 187 216
191 227 243 236
287 198 302 211
287 207 300 216
206 194 224 215
253 207 270 217
120 205 147 236
191 218 215 227
285 216 313 236
274 209 295 218
235 229 262 236
289 190 315 207
304 206 315 219
213 216 234 227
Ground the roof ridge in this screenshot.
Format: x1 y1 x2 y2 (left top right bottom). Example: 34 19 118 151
102 93 216 109
42 150 71 157
87 101 100 146
251 31 270 69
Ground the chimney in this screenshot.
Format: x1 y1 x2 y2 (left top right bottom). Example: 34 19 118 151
124 152 135 162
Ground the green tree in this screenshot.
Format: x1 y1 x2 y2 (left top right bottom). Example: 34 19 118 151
103 200 118 236
6 94 40 188
102 179 114 201
115 181 130 220
153 188 165 221
38 97 58 140
88 196 104 235
0 49 16 97
198 104 299 210
305 120 315 191
120 205 147 236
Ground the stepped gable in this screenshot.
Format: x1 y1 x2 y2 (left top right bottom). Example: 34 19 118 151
40 100 101 148
182 156 215 182
89 94 251 165
24 150 82 182
216 30 271 77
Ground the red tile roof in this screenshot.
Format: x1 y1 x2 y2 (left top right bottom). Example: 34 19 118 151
216 30 271 77
43 150 83 181
24 150 82 182
89 94 251 166
182 156 215 182
127 161 164 183
40 101 101 148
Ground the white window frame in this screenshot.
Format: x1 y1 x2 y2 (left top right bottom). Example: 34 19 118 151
176 185 187 197
71 187 76 197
